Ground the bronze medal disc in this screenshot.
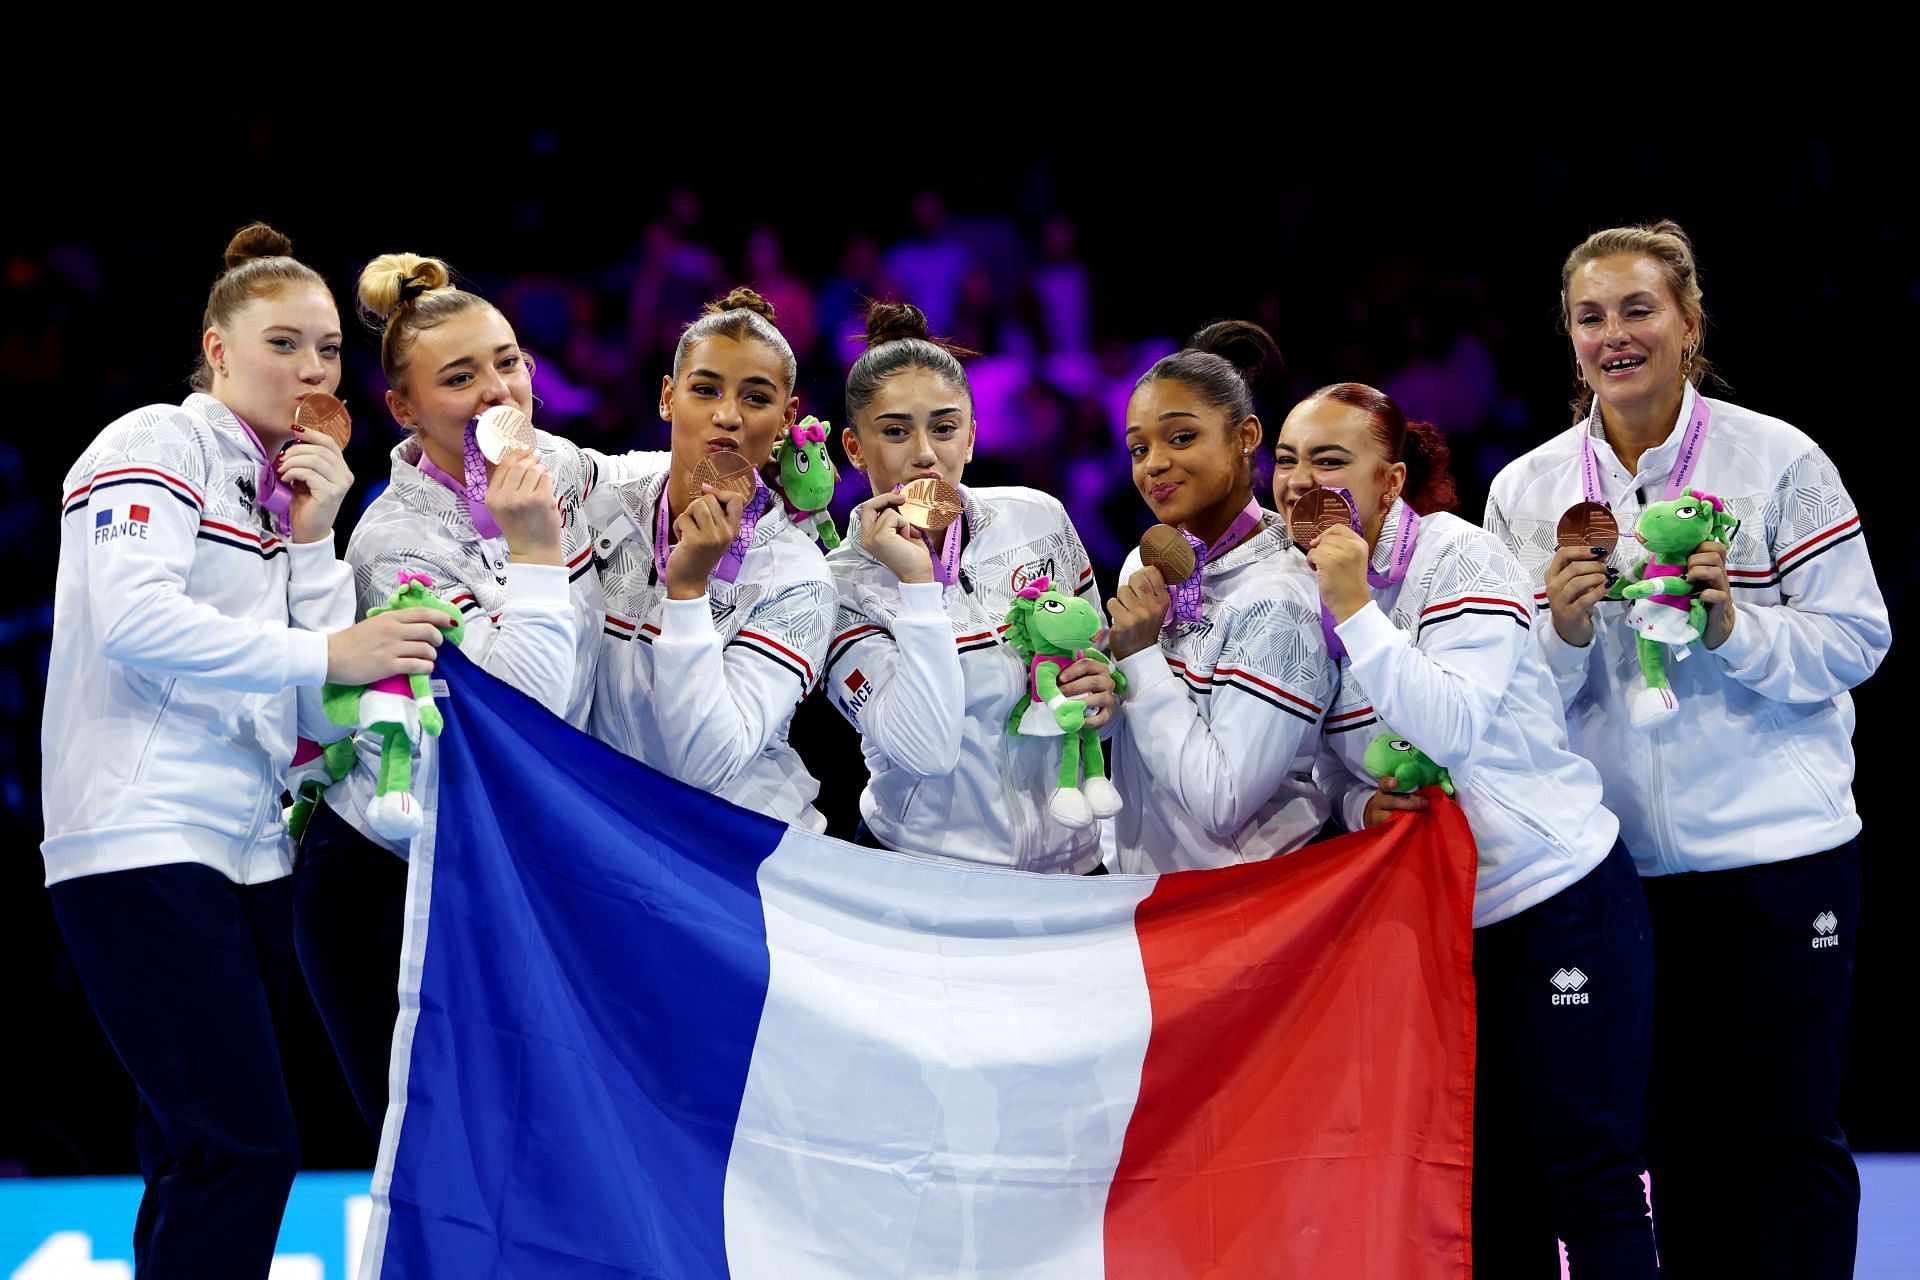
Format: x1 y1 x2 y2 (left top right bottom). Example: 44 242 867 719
1556 501 1620 557
898 477 964 534
474 405 536 462
292 392 352 448
1139 523 1197 585
691 450 759 503
1288 486 1358 548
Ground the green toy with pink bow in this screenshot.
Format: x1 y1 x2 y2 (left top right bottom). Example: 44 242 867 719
1003 576 1127 829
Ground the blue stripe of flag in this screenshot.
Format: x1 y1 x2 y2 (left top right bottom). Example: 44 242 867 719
378 644 783 1277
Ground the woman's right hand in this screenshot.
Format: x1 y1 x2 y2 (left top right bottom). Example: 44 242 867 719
1544 545 1613 648
325 608 456 684
1361 775 1430 827
485 451 565 567
858 493 934 585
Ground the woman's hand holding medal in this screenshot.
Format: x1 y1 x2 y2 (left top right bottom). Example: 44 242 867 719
857 492 935 586
485 451 565 568
282 393 354 545
664 487 746 600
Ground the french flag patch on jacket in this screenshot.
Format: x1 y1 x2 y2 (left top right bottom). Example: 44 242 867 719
93 504 151 543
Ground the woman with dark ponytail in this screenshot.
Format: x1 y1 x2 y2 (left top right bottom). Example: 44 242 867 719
585 287 835 827
1284 383 1655 1276
823 301 1118 871
1104 321 1337 872
43 224 453 1276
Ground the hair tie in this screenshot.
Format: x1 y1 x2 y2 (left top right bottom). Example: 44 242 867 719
383 274 428 324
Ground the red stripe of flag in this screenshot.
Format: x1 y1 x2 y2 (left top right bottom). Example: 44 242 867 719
1104 800 1477 1278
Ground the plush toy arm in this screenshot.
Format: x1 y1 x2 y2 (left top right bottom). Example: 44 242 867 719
1036 660 1086 732
814 512 842 550
321 683 363 728
1622 574 1693 600
1606 559 1647 600
409 671 445 737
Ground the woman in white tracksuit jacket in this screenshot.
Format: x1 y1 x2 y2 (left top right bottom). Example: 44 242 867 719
1486 221 1890 1279
1104 321 1335 874
586 288 834 829
292 252 663 1137
824 301 1120 873
1287 382 1654 1277
41 225 451 1279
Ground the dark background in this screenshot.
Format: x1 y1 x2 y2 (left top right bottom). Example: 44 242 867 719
5 121 1913 1175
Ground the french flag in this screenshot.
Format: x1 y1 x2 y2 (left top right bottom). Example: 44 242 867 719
361 647 1476 1278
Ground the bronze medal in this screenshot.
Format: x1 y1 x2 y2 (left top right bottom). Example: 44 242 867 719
898 477 964 534
1139 523 1196 585
474 405 536 463
691 450 758 503
1556 501 1620 558
292 392 352 448
1288 486 1358 548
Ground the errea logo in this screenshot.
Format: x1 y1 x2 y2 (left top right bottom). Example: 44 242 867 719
1551 968 1589 1005
1812 912 1840 950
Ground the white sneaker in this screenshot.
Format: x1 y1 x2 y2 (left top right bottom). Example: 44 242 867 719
1628 680 1679 729
1083 776 1123 819
366 790 425 841
1049 787 1094 829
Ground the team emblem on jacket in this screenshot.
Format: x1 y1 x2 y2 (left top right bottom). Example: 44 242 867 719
1010 558 1057 593
1550 967 1589 1005
839 668 873 721
1811 911 1840 949
93 505 151 543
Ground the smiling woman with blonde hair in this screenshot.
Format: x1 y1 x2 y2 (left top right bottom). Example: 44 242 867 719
1487 219 1891 1277
292 249 613 1136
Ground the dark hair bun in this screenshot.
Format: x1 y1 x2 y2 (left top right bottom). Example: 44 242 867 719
708 285 777 321
1189 319 1285 389
862 300 932 348
224 222 295 270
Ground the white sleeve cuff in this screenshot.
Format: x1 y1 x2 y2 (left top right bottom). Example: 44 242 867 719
1539 612 1597 680
1117 644 1176 699
504 561 570 606
287 628 330 688
659 593 715 639
286 539 341 579
1340 781 1373 834
1708 605 1761 674
896 580 946 619
1332 600 1406 665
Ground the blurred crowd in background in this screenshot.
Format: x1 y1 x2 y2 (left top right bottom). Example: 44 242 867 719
5 125 1913 1174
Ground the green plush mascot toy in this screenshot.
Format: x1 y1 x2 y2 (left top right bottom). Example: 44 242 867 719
1605 486 1741 729
1004 576 1127 829
1364 732 1455 796
321 571 466 841
770 415 840 549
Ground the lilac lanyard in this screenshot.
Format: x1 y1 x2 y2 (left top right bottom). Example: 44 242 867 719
417 439 504 540
654 474 770 586
1320 493 1422 661
925 505 966 587
1580 390 1712 507
1167 499 1266 624
233 414 294 537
